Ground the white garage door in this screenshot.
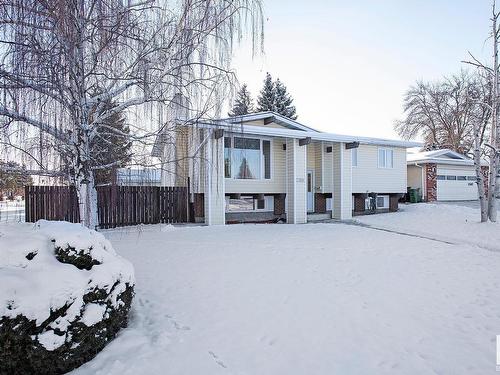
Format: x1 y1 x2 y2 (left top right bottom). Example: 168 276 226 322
436 167 478 201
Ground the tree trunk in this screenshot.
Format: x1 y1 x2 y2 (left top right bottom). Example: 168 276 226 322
473 122 488 222
78 173 98 229
488 3 499 222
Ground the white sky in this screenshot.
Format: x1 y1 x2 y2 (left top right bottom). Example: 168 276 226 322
230 0 492 139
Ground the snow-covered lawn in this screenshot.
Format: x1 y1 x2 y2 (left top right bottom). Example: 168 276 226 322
357 203 500 251
71 204 500 375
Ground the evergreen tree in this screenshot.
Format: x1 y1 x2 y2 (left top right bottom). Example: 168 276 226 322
90 99 132 185
256 72 276 112
228 84 254 116
274 78 297 120
0 161 33 199
256 73 297 119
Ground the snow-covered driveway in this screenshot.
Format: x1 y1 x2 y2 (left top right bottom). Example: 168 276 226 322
72 209 500 375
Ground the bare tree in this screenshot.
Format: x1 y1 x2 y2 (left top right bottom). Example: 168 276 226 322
0 0 263 228
463 0 500 222
395 71 491 155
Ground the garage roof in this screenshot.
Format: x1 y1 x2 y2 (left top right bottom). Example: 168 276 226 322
407 149 485 166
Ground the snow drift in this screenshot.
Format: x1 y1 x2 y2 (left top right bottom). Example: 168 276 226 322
0 220 135 375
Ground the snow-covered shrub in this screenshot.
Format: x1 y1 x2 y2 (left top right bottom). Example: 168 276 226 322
0 220 135 374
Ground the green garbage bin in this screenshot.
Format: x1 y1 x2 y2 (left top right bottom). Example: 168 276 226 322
409 188 418 203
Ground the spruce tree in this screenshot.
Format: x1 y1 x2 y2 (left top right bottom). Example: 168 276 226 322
256 72 276 112
228 84 254 116
274 78 297 120
90 99 132 185
256 73 298 119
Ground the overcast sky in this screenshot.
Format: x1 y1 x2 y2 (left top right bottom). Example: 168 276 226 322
230 0 492 139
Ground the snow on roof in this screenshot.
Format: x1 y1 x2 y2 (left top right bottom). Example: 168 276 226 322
220 111 320 133
197 120 421 148
406 149 483 166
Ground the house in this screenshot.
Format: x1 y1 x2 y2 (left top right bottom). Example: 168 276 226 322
407 149 486 201
154 112 420 224
116 168 162 186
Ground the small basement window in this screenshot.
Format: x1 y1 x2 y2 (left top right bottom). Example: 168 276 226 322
467 176 476 181
376 195 389 209
225 195 274 212
437 175 446 180
446 175 457 181
457 176 467 181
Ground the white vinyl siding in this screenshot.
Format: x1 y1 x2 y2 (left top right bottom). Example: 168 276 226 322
352 145 406 193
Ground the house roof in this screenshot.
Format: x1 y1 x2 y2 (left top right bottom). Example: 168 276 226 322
199 114 421 148
220 111 320 133
406 149 483 166
151 111 422 156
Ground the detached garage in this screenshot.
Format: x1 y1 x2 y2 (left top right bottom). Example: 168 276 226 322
407 149 487 202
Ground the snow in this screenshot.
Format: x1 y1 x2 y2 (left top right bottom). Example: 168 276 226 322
70 204 500 375
0 220 135 350
357 203 500 251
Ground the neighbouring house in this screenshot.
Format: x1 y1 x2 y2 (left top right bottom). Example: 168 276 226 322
407 149 487 202
153 111 420 224
116 168 162 186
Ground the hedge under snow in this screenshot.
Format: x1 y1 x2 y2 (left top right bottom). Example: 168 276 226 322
0 220 135 374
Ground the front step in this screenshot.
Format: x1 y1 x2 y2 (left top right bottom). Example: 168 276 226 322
307 213 331 222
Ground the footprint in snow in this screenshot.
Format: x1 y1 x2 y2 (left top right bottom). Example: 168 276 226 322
208 351 227 369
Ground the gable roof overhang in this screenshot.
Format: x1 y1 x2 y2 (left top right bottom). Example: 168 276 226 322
221 111 320 132
406 148 487 166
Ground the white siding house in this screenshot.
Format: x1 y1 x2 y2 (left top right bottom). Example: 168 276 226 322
156 112 420 225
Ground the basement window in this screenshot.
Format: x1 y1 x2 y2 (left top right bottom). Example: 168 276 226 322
446 176 457 181
376 195 389 209
225 196 274 212
437 175 446 180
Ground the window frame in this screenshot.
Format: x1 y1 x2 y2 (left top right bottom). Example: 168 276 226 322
225 195 274 213
224 135 273 180
377 148 394 169
376 195 390 209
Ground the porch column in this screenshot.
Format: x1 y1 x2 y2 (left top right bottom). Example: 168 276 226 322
286 138 307 223
204 134 225 225
332 142 352 220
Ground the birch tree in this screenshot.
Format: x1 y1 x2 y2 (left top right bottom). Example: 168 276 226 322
464 0 500 222
0 0 263 228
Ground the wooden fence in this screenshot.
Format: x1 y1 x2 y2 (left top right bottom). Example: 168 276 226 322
25 185 189 228
25 185 80 223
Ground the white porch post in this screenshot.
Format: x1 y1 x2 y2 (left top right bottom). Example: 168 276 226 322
204 134 225 225
332 142 352 220
286 138 307 223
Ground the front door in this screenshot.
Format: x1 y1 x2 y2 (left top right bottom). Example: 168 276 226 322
307 170 314 212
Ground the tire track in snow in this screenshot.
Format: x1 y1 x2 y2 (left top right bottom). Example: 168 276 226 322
349 221 500 253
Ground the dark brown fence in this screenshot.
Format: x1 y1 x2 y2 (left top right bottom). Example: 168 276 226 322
25 185 80 223
25 185 189 228
97 186 189 228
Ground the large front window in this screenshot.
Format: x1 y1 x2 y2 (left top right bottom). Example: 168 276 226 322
224 136 271 179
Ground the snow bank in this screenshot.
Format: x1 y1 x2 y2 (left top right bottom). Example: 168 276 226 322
0 220 135 374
